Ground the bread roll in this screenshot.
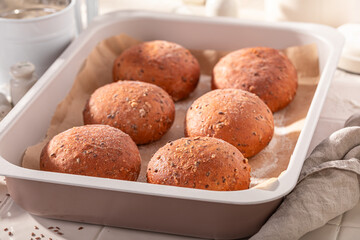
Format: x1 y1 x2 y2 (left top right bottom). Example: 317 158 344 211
83 81 175 145
185 89 274 158
40 125 141 181
113 40 200 101
147 137 251 191
212 47 298 112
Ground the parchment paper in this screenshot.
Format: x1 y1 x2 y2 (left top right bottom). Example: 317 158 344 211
22 34 319 188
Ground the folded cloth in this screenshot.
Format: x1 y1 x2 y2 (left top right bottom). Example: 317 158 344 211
250 114 360 240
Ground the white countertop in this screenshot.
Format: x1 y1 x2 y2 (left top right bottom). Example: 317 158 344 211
1 1 360 239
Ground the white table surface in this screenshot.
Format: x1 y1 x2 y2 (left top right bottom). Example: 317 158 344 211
1 1 360 239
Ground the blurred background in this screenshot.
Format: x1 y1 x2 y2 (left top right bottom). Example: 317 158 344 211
85 0 360 27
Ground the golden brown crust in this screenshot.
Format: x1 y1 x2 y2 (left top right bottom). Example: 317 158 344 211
185 89 274 158
83 81 175 145
212 47 298 112
113 40 200 101
40 125 141 181
147 137 251 191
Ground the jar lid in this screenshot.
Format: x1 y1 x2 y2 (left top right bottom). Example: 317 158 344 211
338 23 360 74
10 61 35 79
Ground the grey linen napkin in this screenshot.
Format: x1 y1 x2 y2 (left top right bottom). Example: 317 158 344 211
250 114 360 240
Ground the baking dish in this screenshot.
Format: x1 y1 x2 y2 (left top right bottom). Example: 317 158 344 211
0 11 343 239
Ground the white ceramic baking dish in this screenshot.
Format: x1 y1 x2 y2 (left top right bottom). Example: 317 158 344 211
0 11 343 239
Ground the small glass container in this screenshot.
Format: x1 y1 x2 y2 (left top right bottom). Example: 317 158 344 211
10 61 38 105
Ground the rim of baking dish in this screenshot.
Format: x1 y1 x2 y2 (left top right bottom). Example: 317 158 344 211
0 11 344 205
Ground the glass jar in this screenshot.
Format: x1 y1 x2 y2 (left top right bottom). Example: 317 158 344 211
10 61 38 105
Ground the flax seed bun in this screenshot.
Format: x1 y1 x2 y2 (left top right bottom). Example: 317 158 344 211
83 81 175 145
185 89 274 158
112 40 200 101
212 47 298 112
147 137 251 191
40 125 141 181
